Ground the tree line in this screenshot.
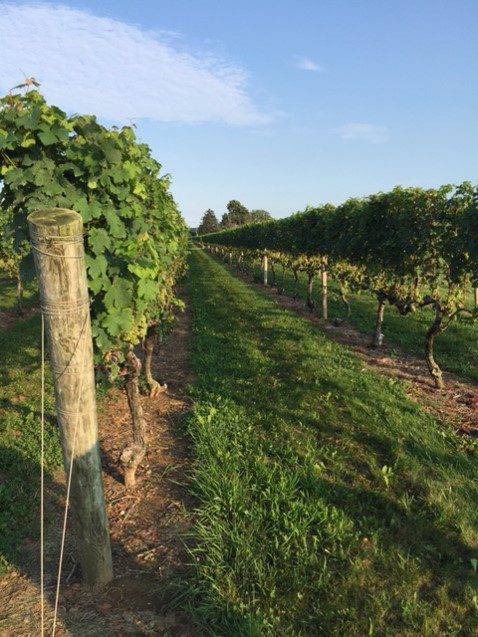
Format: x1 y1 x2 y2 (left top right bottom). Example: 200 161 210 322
196 200 272 234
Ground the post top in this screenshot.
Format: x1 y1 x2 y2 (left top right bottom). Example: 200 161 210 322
28 208 83 238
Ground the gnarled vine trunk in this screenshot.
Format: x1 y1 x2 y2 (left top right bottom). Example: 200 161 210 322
334 286 351 326
306 274 315 311
143 325 167 398
292 269 299 299
425 303 445 389
277 265 286 295
120 349 147 489
371 296 386 347
270 262 276 287
16 273 24 316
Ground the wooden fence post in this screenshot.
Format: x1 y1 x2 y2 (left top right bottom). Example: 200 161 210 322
28 208 113 586
263 253 268 285
474 287 478 308
321 269 328 320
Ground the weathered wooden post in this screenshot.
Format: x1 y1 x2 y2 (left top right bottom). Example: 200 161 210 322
28 208 113 586
474 286 478 308
262 252 268 285
321 268 328 320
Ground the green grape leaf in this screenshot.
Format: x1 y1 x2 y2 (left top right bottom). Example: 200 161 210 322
37 129 58 145
102 307 133 337
88 228 111 255
103 277 133 310
86 253 108 279
138 278 158 301
104 209 126 238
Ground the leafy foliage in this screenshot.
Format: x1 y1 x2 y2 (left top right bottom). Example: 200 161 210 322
0 206 20 279
220 199 251 228
249 208 272 223
0 87 188 371
197 208 219 235
202 184 478 386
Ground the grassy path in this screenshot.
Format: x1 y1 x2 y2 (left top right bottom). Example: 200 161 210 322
185 249 478 636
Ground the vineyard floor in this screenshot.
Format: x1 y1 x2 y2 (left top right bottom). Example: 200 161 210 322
2 252 478 635
260 265 478 383
184 249 478 635
0 285 195 636
227 262 478 440
0 277 38 331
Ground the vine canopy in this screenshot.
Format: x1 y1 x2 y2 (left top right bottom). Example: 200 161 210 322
0 87 188 370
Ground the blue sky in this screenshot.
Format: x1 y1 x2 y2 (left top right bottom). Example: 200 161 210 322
0 1 477 226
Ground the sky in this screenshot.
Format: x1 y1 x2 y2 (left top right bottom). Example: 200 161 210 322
0 1 477 227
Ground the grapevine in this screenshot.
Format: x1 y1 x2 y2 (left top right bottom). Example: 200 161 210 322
0 84 188 486
202 184 477 388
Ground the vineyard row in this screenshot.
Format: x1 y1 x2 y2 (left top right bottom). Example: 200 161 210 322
200 183 478 388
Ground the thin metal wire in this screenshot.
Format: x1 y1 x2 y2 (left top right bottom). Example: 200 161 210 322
51 310 89 637
40 314 45 637
41 298 90 316
29 231 83 243
31 244 84 259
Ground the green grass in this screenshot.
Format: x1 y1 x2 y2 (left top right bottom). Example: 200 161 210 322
185 249 478 636
257 264 478 383
0 275 38 313
0 313 62 573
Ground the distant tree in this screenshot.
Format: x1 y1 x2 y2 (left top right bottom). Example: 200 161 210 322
220 200 251 228
198 209 219 234
250 209 272 223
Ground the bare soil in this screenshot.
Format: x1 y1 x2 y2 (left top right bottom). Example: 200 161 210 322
0 306 40 332
0 302 196 636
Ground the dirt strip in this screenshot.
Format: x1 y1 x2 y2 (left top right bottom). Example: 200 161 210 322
0 305 40 332
1 302 196 637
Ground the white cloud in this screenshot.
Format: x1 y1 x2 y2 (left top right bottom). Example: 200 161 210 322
294 57 325 72
337 123 389 144
0 3 269 126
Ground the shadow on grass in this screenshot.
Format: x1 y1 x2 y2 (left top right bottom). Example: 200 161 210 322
186 250 478 631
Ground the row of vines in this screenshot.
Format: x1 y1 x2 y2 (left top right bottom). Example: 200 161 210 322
0 82 189 485
201 183 478 389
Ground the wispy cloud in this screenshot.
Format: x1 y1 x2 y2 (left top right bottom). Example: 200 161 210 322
0 3 269 126
294 57 325 72
337 123 389 144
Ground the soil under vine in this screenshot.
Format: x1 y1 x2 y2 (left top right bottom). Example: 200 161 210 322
0 299 195 637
